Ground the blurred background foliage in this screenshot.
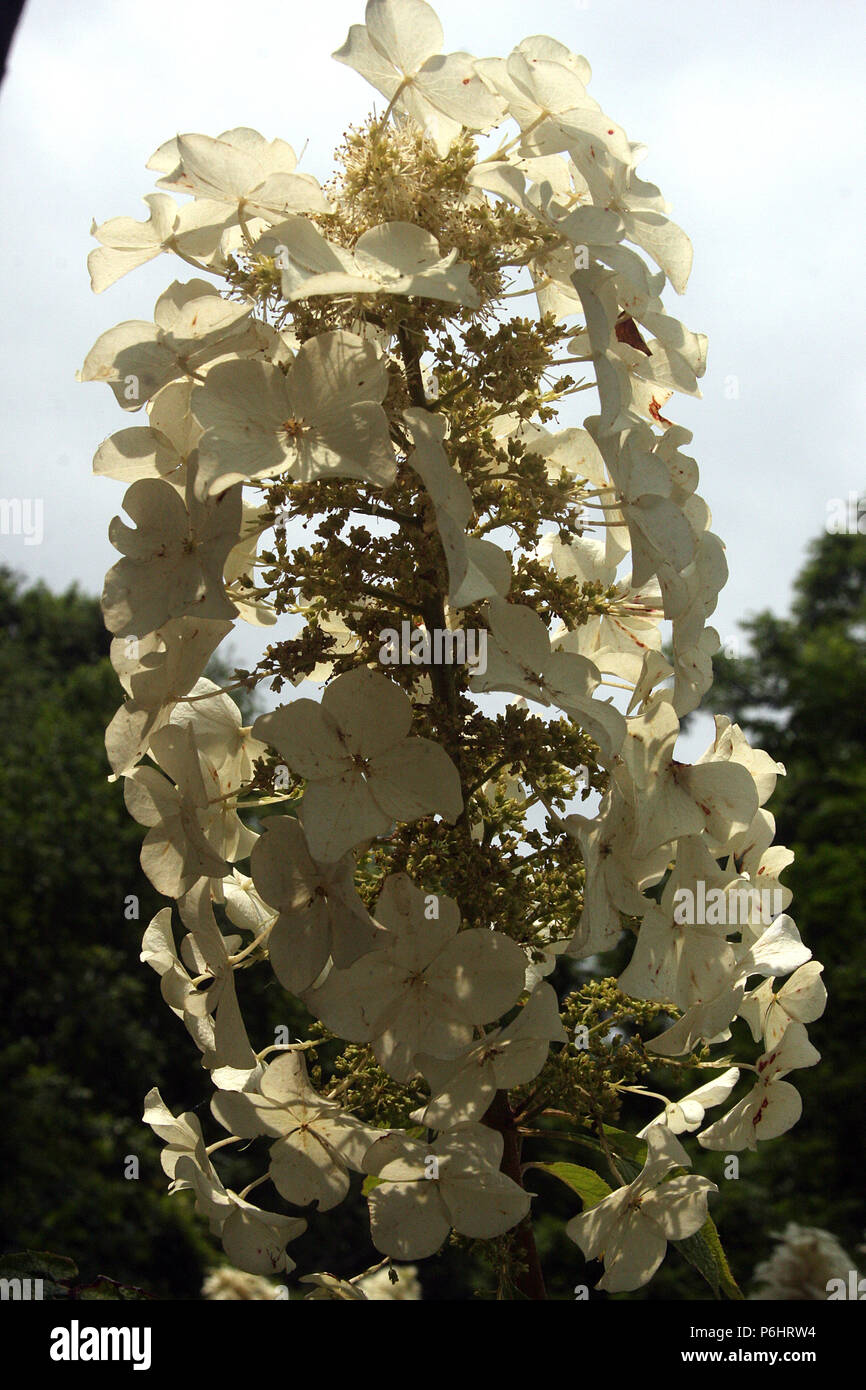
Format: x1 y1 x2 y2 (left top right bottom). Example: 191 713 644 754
0 520 863 1298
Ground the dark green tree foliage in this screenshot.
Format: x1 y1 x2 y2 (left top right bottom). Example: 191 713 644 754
703 528 866 1282
0 567 211 1293
0 567 387 1295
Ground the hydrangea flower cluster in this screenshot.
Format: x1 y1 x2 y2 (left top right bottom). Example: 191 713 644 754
82 0 825 1298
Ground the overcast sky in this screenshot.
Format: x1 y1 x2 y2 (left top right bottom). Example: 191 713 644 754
1 0 863 753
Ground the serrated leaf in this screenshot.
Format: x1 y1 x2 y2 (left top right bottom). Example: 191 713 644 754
525 1161 612 1209
674 1213 743 1300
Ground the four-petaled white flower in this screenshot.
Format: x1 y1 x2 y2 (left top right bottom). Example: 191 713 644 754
102 468 241 639
739 963 827 1050
252 667 463 863
566 1126 717 1292
149 127 329 223
411 982 567 1127
79 279 255 412
364 1124 531 1258
304 872 526 1081
334 0 505 156
192 330 395 496
172 1153 307 1276
470 596 625 758
212 1052 382 1211
250 815 383 993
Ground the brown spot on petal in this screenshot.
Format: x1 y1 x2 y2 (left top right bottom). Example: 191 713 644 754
615 313 651 356
648 397 673 427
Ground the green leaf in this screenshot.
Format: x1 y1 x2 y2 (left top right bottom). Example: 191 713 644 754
361 1175 384 1196
0 1250 78 1283
673 1213 743 1301
602 1125 648 1169
76 1277 151 1301
525 1162 612 1210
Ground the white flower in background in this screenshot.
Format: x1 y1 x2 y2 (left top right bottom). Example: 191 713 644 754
202 1267 283 1300
750 1224 860 1302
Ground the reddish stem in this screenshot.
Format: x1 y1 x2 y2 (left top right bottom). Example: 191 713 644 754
483 1090 547 1300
